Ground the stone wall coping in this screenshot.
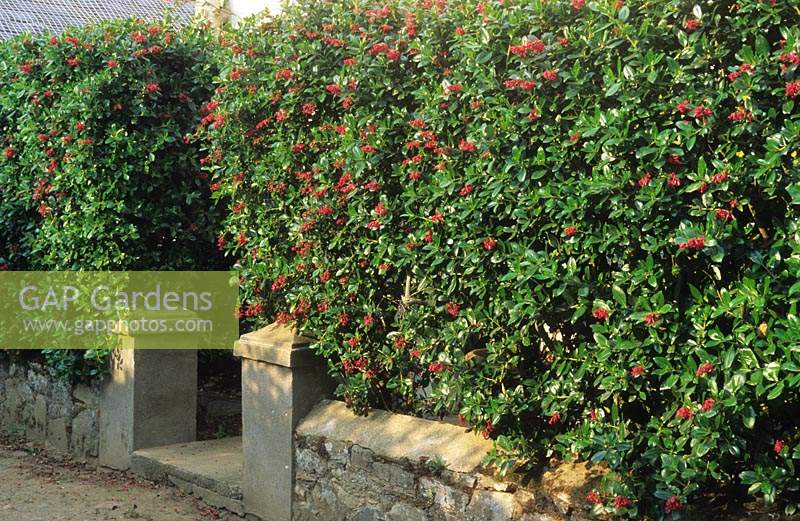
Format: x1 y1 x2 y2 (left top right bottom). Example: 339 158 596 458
233 323 319 368
296 400 494 474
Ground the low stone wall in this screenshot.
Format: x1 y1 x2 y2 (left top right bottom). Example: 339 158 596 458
294 401 591 521
0 356 100 460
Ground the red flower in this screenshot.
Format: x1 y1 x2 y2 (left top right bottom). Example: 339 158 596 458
446 302 460 317
107 59 118 69
614 496 632 509
431 211 444 224
3 147 13 159
675 406 693 421
459 184 474 197
428 361 445 373
459 139 477 152
630 365 645 378
326 83 342 95
271 275 288 292
367 220 381 230
543 69 558 81
644 312 659 326
711 171 729 183
693 105 712 119
483 238 497 251
684 19 701 31
338 312 350 326
548 411 561 426
774 439 785 454
446 84 463 94
145 82 160 94
393 335 406 349
786 82 800 99
696 362 714 377
586 490 604 505
481 421 493 439
363 314 374 327
66 57 79 67
717 208 734 221
564 226 577 237
680 236 705 250
276 68 293 80
667 173 681 187
571 0 585 10
676 99 690 114
455 27 466 36
38 204 51 217
638 173 653 187
593 308 609 321
701 398 715 412
665 496 683 513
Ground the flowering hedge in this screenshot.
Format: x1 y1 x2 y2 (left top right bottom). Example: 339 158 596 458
0 16 222 271
205 0 800 516
0 17 224 377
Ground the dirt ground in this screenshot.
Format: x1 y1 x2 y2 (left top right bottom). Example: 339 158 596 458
0 442 240 521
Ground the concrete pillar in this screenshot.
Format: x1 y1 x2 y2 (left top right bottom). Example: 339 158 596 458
98 343 197 470
234 324 330 521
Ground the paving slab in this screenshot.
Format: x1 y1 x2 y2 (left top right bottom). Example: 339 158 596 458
131 436 244 506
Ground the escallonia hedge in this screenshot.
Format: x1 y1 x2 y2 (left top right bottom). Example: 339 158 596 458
0 16 226 378
205 0 800 515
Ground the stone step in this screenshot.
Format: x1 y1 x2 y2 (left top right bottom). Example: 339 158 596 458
131 437 244 516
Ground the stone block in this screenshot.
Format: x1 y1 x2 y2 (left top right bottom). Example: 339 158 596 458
468 489 519 521
419 477 470 515
388 503 428 521
46 416 70 452
71 408 99 458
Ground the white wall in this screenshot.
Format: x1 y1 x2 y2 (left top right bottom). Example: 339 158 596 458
228 0 281 21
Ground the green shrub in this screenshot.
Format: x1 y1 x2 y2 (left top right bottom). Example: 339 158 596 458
0 16 223 271
0 16 226 378
205 0 800 516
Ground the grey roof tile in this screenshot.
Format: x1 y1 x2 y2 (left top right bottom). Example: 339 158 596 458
0 0 195 40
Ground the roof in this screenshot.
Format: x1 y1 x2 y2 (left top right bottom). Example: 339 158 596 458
0 0 195 40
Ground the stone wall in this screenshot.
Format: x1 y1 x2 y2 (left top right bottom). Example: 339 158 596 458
294 401 595 521
0 356 100 460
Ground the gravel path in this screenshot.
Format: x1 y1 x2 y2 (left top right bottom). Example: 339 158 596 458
0 443 239 521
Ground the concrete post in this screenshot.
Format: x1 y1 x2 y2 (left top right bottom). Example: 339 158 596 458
98 341 197 469
234 324 330 521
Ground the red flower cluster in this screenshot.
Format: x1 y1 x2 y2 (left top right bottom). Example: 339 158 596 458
684 19 701 31
586 490 603 505
548 411 561 425
644 312 659 326
630 365 645 377
509 39 545 58
696 362 714 377
428 361 445 373
787 82 800 99
774 439 785 454
665 496 683 513
483 238 497 251
446 302 460 317
564 226 577 237
679 236 705 250
614 496 632 509
675 406 693 421
592 308 609 321
503 79 537 91
701 398 715 412
3 147 13 159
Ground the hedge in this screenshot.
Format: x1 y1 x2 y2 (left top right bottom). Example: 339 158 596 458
0 16 225 378
204 0 800 516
